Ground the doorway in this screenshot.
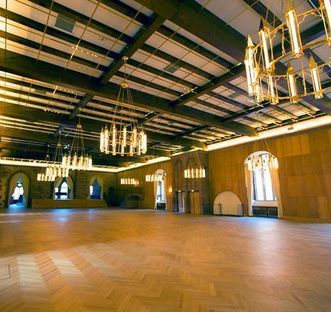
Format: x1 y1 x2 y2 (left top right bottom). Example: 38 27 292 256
188 191 200 214
175 191 185 213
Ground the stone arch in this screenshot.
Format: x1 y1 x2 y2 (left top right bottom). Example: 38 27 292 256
7 171 30 208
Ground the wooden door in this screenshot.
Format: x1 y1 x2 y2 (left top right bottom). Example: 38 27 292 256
189 191 200 214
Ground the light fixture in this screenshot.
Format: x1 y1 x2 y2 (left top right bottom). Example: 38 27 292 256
247 112 279 172
245 1 330 104
37 139 69 182
120 178 139 186
100 57 147 156
62 123 92 171
184 167 206 179
246 153 279 171
145 171 166 182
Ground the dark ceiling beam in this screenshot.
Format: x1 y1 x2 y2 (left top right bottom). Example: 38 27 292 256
0 147 149 167
170 64 244 107
133 0 246 61
173 125 209 139
0 128 169 160
0 49 256 136
4 6 215 82
99 14 165 84
0 75 82 101
89 0 235 69
28 0 131 43
0 102 203 150
70 12 165 118
224 82 299 119
2 8 260 130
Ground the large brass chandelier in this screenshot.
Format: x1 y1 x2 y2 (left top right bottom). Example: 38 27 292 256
245 0 331 104
100 57 147 156
62 124 92 171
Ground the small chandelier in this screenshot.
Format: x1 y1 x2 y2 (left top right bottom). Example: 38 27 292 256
100 57 147 156
37 139 69 182
247 153 279 171
120 178 139 186
145 171 166 182
184 167 206 179
62 123 92 171
245 0 331 104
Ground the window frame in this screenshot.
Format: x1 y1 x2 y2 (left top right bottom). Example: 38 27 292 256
252 154 276 202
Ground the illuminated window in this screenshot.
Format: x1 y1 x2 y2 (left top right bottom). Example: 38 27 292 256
156 180 165 202
253 154 275 201
90 178 101 199
54 178 70 199
12 177 24 202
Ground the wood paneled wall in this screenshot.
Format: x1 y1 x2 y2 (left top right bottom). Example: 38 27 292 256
208 125 331 221
116 161 173 210
1 126 330 221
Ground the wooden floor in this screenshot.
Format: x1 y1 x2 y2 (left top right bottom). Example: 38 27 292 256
0 209 331 311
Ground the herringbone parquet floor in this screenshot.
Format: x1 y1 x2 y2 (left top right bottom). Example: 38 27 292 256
0 209 331 311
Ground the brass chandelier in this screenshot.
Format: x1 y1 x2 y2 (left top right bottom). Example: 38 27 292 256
246 153 279 171
245 0 331 104
145 171 166 182
120 178 139 186
184 167 206 179
37 136 69 182
62 124 93 171
100 57 147 156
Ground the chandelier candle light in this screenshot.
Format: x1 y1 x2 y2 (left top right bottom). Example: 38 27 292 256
37 137 69 182
244 0 331 104
120 178 139 186
100 57 147 156
145 171 166 182
184 167 206 179
62 124 92 171
247 153 279 171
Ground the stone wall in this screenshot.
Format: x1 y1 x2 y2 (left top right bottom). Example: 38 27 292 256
0 165 116 208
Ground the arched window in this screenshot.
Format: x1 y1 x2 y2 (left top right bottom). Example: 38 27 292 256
156 180 165 202
8 173 29 209
154 169 167 210
244 151 283 218
90 178 101 199
54 178 71 199
10 176 24 206
252 153 275 201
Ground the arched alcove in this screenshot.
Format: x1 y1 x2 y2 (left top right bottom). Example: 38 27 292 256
53 176 74 199
7 172 30 209
154 169 167 210
213 191 243 216
89 176 103 199
244 151 283 218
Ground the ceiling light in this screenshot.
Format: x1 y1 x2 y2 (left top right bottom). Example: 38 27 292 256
100 57 147 156
245 1 331 104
